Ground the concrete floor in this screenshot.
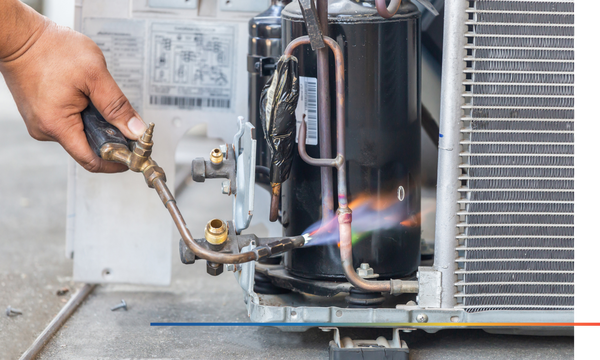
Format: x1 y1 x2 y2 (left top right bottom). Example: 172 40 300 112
0 75 574 359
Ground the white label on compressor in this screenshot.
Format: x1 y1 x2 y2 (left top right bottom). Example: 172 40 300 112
148 22 235 111
295 76 318 145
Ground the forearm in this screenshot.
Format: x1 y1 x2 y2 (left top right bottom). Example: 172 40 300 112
0 0 48 62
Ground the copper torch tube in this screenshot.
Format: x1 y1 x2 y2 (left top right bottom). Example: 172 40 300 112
152 178 258 264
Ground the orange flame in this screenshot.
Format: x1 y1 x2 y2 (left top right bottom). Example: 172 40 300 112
304 189 437 247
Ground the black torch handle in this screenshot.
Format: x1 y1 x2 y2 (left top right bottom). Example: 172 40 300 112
81 103 128 157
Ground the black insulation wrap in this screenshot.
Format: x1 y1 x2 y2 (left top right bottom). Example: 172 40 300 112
259 55 300 186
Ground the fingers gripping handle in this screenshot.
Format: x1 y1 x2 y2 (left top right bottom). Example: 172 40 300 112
81 103 128 156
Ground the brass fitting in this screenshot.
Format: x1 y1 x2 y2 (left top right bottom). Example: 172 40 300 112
209 148 224 165
205 219 228 246
99 123 167 188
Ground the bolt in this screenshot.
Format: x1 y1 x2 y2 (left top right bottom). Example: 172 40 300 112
416 314 428 323
356 263 376 278
6 306 22 317
111 300 127 311
206 262 224 276
225 264 235 272
221 180 231 195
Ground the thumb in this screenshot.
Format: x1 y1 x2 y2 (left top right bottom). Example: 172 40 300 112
86 67 147 140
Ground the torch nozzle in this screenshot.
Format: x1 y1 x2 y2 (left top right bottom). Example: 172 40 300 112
302 233 313 244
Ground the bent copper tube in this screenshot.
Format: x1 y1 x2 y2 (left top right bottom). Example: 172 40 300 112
375 0 401 19
285 35 418 294
339 214 418 294
153 178 258 264
286 36 346 207
298 116 340 168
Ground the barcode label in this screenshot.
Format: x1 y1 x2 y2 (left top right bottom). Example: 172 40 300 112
295 76 318 145
149 96 230 109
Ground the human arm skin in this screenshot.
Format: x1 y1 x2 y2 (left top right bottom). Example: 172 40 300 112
0 0 147 173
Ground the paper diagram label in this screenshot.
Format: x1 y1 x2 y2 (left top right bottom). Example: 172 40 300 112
84 19 145 114
149 22 236 111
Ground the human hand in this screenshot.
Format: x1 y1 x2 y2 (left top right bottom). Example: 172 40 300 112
0 1 146 173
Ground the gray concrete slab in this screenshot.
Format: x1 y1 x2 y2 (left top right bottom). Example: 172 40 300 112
0 76 573 360
0 95 74 359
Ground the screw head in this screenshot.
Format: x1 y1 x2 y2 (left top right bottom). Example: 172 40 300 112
416 314 428 323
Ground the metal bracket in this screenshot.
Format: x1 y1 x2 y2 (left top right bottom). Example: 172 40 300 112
233 117 257 233
235 242 259 306
298 0 325 51
417 266 442 308
247 55 278 76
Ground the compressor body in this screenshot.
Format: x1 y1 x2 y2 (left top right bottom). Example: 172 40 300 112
280 0 423 282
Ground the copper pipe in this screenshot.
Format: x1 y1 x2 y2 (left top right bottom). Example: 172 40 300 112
298 116 340 168
287 36 347 208
269 183 281 222
339 214 418 294
316 0 334 220
153 178 258 264
375 0 401 19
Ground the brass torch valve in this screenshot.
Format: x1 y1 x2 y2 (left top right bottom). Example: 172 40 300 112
98 123 166 188
79 103 166 189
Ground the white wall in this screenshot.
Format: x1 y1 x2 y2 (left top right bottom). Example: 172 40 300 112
43 0 75 28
